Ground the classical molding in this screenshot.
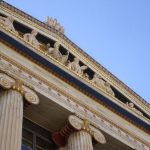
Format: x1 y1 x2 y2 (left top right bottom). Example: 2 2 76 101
68 115 106 144
0 24 148 122
0 22 116 101
0 72 39 104
0 1 149 113
52 115 106 147
0 54 149 149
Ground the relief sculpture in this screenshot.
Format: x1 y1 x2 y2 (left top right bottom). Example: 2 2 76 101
67 58 88 76
126 102 143 116
47 42 69 65
91 73 114 96
23 30 41 48
0 16 18 34
1 14 115 98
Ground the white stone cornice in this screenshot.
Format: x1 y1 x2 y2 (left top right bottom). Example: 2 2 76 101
0 54 149 150
1 3 149 115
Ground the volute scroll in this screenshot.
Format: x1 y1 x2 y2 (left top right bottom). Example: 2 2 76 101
0 72 39 105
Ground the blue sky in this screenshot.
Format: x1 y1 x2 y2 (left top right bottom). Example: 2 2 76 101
4 0 150 103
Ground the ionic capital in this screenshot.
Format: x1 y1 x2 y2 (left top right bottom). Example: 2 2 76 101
52 115 106 147
0 72 39 104
68 115 106 144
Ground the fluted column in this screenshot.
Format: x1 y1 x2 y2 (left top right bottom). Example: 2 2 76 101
52 115 106 150
0 73 39 150
67 130 93 150
0 90 23 150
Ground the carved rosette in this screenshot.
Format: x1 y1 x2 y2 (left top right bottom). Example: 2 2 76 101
68 115 106 144
0 73 39 104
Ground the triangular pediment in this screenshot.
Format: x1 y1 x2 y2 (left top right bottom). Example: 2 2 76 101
0 0 150 135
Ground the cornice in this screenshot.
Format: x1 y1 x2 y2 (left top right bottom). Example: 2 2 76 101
1 31 150 124
1 31 148 126
0 53 149 149
0 1 150 112
0 38 150 132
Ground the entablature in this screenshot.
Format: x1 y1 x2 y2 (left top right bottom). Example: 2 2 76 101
0 0 150 145
0 49 150 149
0 1 150 118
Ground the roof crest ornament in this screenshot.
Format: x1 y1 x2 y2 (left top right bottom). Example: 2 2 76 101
46 16 64 34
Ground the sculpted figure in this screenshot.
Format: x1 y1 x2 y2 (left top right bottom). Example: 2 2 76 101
46 16 64 33
67 58 87 75
104 82 115 96
47 42 69 65
47 42 62 60
126 102 143 116
83 73 90 80
58 51 69 65
0 16 18 34
91 73 105 88
23 30 40 48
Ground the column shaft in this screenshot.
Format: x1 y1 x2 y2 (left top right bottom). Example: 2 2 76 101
67 130 93 150
0 90 23 150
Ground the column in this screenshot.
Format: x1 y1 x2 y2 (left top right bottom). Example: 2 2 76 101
67 130 93 150
0 90 23 150
0 73 39 150
52 115 106 150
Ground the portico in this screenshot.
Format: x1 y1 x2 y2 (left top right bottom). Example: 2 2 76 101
0 1 150 150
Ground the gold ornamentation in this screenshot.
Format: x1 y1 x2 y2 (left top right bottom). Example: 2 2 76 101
0 2 149 111
0 14 116 103
0 55 149 148
68 115 106 144
12 79 24 94
82 120 93 134
0 14 138 103
0 72 39 105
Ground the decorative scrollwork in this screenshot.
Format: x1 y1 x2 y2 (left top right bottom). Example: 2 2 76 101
68 115 82 130
68 115 106 144
0 73 15 89
93 130 106 144
23 86 39 104
0 73 39 105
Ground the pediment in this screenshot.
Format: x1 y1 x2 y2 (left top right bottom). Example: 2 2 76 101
0 0 150 134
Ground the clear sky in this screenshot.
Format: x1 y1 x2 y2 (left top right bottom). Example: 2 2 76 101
4 0 150 103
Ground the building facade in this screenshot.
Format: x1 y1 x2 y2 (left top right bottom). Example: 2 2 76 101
0 1 150 150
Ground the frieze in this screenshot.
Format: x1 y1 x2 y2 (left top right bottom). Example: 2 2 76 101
0 54 149 149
